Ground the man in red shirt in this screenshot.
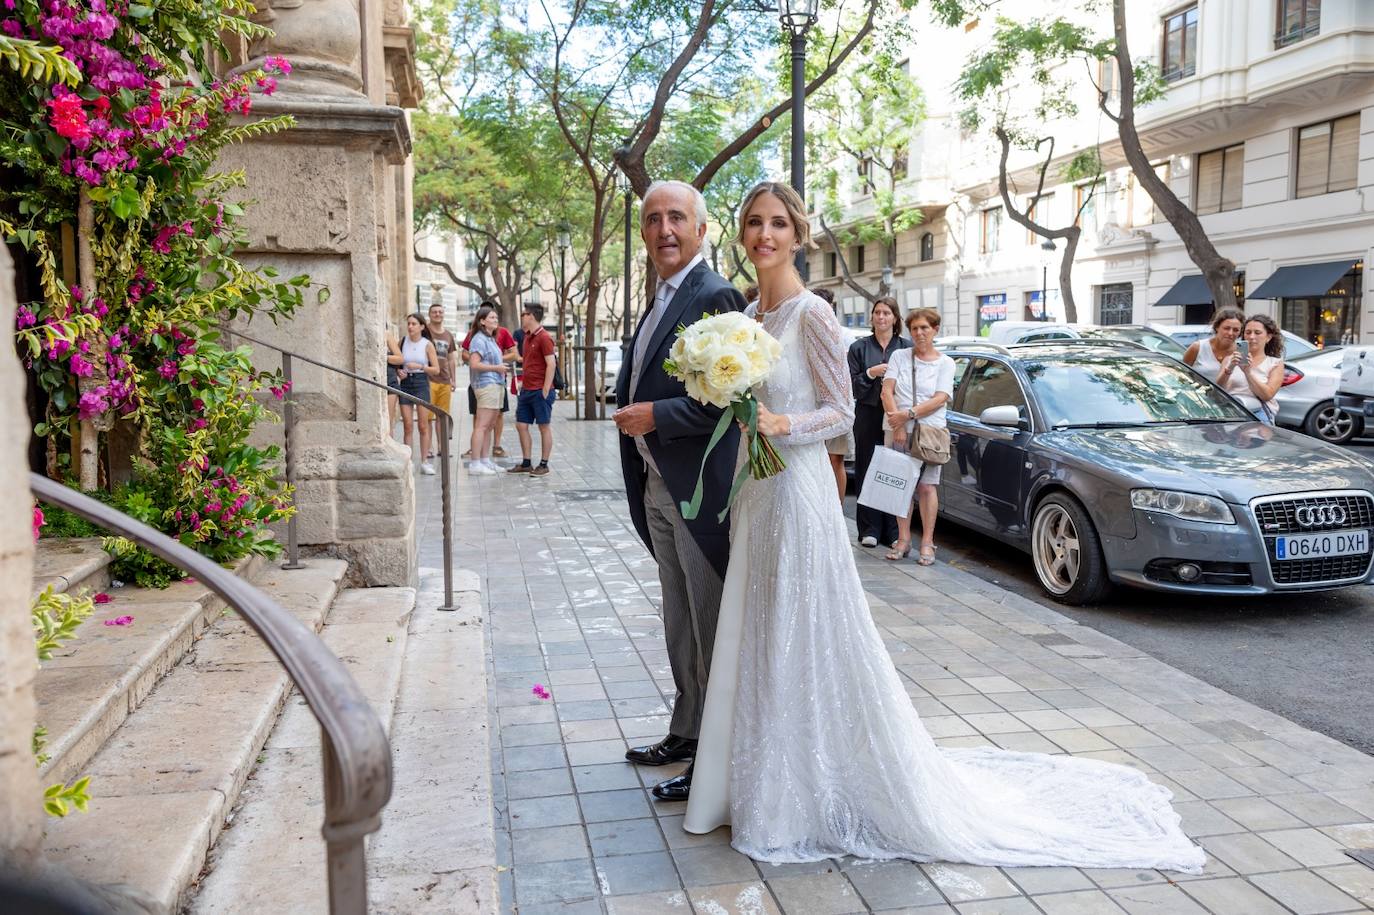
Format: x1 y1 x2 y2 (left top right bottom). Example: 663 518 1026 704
462 305 518 458
508 303 557 476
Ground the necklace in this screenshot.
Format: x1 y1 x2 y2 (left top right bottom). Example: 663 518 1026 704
754 284 806 321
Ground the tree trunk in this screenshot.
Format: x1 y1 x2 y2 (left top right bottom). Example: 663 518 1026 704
1112 0 1235 311
582 193 605 419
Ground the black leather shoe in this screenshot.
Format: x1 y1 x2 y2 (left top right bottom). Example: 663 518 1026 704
625 735 696 766
651 764 692 801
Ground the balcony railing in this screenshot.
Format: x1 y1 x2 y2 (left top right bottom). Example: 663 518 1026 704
1275 22 1320 49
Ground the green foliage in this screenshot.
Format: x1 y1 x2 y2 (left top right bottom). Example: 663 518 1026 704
31 585 95 662
44 777 91 818
102 536 181 589
32 725 49 767
0 35 80 85
1062 148 1103 184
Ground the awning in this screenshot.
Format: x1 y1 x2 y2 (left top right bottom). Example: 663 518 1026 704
1250 260 1359 300
1154 274 1213 307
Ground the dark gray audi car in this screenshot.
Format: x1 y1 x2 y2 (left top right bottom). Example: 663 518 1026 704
937 341 1374 604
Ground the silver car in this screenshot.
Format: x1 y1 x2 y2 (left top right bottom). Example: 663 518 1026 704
939 341 1374 604
1274 347 1363 445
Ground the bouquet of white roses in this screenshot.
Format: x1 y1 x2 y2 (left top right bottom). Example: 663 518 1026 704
663 311 786 521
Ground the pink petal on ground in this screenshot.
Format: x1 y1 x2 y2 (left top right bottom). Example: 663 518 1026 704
102 615 134 627
93 592 112 604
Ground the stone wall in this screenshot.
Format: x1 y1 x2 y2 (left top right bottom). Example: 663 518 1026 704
0 245 42 865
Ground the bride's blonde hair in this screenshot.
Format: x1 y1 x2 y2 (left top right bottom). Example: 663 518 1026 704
734 181 814 252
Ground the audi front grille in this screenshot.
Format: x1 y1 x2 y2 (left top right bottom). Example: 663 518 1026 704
1251 491 1374 587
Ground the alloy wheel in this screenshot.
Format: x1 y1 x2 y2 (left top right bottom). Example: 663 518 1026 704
1032 504 1080 595
1312 404 1356 444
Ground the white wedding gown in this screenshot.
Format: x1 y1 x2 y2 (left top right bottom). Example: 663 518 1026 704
682 290 1205 872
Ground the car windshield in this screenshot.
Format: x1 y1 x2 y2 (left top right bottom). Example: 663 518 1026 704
1022 354 1254 427
1282 332 1318 356
1080 327 1187 358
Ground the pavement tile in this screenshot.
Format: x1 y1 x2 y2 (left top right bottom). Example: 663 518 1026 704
561 718 624 742
567 738 630 767
1096 725 1170 749
604 679 664 699
1169 800 1245 838
502 722 564 747
952 900 1035 915
766 872 867 915
587 818 666 857
1319 822 1374 846
963 676 1025 694
843 860 945 909
603 889 694 913
1043 728 1115 753
988 732 1064 755
1248 869 1365 914
1258 826 1355 867
573 763 644 793
1107 883 1210 914
515 858 599 905
503 743 569 773
1272 792 1368 827
1010 709 1080 732
509 795 583 830
1211 796 1307 831
1200 832 1302 874
511 824 590 864
963 712 1032 735
657 814 733 849
923 716 980 738
1178 876 1291 914
505 767 574 800
580 788 653 823
1003 865 1094 895
1032 889 1128 914
554 682 611 701
671 844 760 886
1064 707 1133 728
1167 766 1254 800
1313 863 1374 907
1080 868 1169 890
517 901 603 915
919 863 1021 902
593 849 682 896
687 881 783 914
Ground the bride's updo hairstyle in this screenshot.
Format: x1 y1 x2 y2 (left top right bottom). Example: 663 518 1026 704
735 181 815 252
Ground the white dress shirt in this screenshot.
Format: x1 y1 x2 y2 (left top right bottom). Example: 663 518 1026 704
631 253 704 470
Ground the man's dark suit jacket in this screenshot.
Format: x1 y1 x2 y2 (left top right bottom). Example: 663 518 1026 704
615 261 748 579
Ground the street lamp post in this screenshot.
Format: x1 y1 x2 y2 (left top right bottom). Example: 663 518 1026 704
557 224 570 391
781 0 819 279
1039 238 1057 321
615 153 633 363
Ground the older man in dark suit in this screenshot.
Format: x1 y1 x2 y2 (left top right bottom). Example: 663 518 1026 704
613 179 747 801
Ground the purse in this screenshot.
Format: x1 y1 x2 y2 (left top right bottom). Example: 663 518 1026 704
909 352 951 465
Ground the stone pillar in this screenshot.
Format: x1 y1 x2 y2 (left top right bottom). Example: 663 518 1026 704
220 0 423 586
0 245 43 865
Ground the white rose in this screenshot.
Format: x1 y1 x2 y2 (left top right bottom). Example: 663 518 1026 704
704 345 751 402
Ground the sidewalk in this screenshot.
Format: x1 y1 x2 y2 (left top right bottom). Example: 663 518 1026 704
431 404 1374 914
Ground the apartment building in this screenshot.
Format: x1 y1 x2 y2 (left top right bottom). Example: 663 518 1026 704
809 0 1373 347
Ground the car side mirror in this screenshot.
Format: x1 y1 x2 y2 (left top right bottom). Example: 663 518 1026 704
979 405 1026 428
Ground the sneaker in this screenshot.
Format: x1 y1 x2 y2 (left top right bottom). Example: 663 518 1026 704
467 462 494 476
859 535 878 548
420 461 436 475
530 464 550 477
492 446 507 457
481 459 501 473
507 463 532 474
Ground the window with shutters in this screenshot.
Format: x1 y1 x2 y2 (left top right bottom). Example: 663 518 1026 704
825 251 837 278
1026 192 1054 243
854 244 866 273
919 232 934 262
980 207 1002 254
1162 6 1198 82
1276 0 1320 48
1295 114 1359 198
1194 145 1243 215
1129 163 1170 226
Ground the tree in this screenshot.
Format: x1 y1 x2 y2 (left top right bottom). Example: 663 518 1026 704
812 51 925 303
951 0 1236 318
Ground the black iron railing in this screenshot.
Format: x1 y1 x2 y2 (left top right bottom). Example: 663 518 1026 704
29 474 391 914
226 328 457 612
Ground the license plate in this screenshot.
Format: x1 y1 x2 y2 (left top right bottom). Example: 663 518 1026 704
1274 529 1370 560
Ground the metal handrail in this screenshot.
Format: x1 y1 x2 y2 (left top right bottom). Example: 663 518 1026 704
226 328 457 612
29 474 390 915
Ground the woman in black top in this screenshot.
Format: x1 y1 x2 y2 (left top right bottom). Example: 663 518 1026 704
848 295 910 547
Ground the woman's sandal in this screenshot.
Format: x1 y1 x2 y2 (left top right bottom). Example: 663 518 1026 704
917 544 937 566
885 540 911 561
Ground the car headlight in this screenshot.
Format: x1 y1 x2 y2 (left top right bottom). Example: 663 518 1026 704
1130 489 1235 524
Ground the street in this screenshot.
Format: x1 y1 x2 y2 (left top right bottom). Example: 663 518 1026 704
847 437 1374 758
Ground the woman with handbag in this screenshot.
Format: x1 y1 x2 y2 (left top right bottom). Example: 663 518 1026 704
880 308 955 564
848 295 910 547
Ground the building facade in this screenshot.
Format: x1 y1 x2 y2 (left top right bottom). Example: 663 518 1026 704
810 0 1373 346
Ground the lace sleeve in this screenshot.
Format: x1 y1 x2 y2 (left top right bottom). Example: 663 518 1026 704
777 297 855 445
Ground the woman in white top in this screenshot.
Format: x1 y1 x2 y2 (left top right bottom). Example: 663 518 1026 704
1236 314 1285 422
880 307 956 564
390 313 441 474
1183 307 1249 404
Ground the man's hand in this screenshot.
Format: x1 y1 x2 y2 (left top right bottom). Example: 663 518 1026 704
886 409 908 431
614 402 656 436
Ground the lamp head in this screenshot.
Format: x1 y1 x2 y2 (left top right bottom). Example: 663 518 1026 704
779 0 819 36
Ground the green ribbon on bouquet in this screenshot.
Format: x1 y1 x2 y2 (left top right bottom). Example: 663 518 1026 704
680 396 780 524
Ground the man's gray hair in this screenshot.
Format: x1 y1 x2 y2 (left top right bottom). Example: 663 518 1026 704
642 180 708 228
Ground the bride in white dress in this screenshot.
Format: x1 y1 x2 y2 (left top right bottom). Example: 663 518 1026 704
681 181 1205 873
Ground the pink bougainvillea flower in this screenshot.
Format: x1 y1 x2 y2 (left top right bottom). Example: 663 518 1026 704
182 576 197 583
531 684 551 700
48 93 90 144
157 359 178 379
15 306 36 329
103 615 134 627
93 592 112 604
32 505 44 541
263 55 292 75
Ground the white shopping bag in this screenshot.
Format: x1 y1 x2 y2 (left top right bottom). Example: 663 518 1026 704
856 445 920 517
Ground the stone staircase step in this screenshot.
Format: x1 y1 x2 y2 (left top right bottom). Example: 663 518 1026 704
35 554 265 789
32 537 112 601
41 559 349 915
186 587 416 915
